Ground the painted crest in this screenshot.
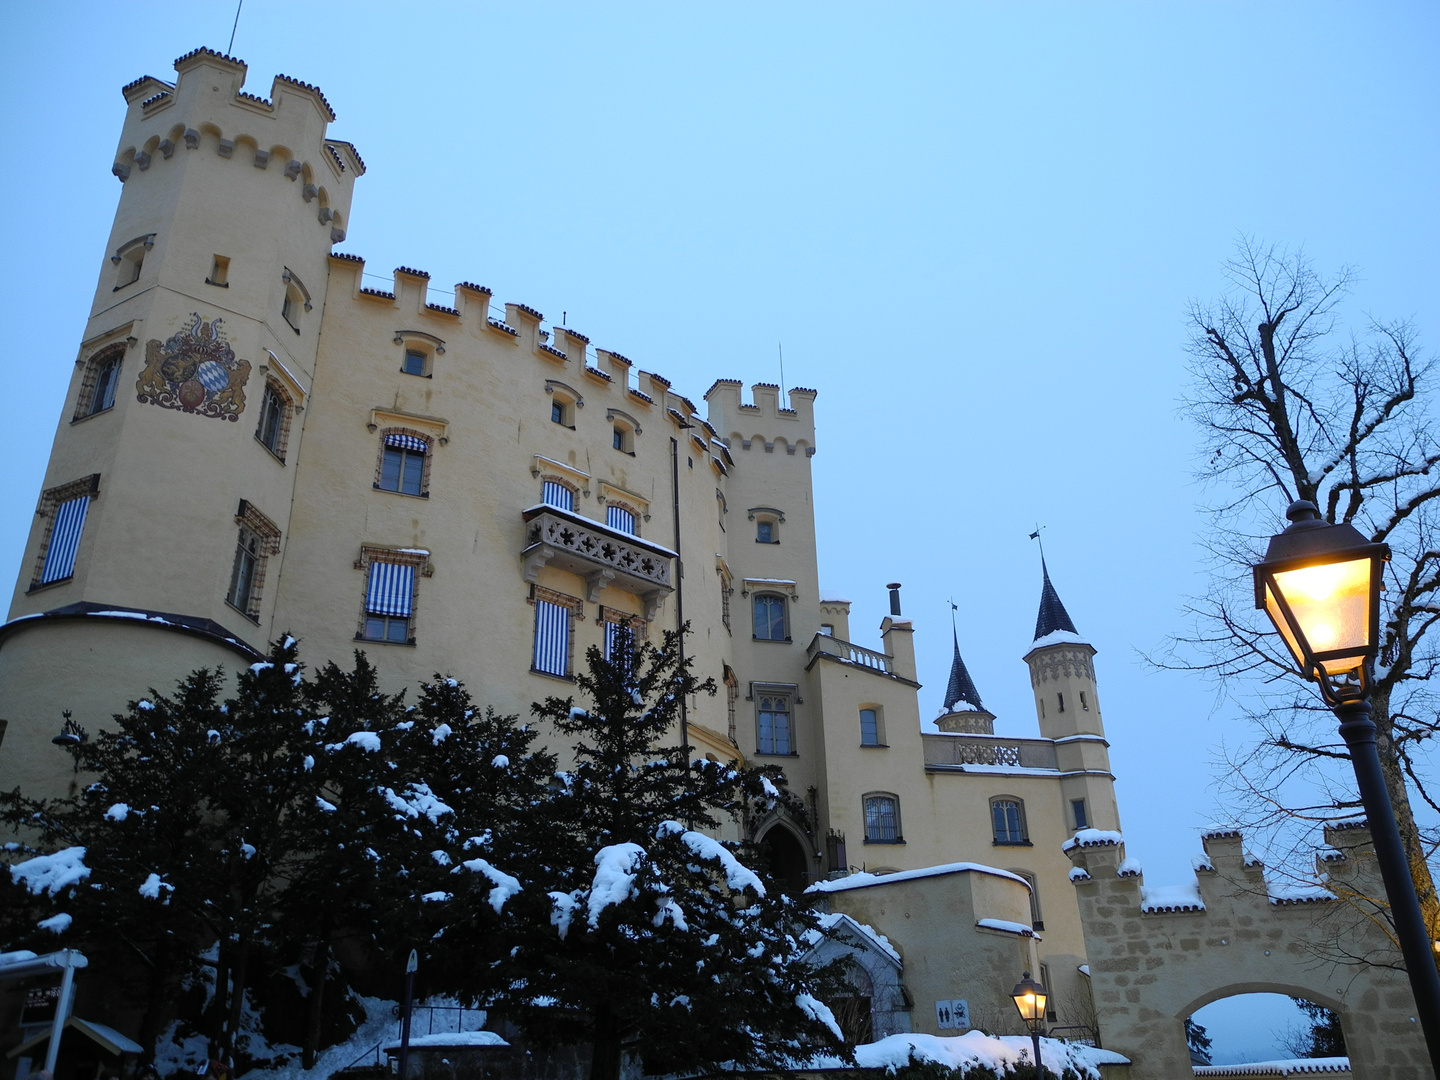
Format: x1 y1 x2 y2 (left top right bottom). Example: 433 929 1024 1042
136 313 250 421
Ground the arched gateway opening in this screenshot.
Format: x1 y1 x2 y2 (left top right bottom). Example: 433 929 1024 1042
759 824 810 896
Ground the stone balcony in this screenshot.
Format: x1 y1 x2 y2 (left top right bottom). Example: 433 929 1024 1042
921 732 1059 771
806 632 894 674
520 505 674 619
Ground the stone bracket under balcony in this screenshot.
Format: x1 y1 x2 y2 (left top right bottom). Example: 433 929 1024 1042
521 505 674 620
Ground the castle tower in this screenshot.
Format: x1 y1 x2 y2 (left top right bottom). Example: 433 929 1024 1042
0 50 361 800
934 611 995 734
1022 560 1119 833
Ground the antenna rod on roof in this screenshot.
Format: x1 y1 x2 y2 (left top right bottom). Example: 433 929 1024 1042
227 0 244 54
1029 524 1046 561
778 342 786 407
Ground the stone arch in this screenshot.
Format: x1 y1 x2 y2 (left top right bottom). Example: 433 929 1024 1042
1179 981 1344 1021
756 818 811 897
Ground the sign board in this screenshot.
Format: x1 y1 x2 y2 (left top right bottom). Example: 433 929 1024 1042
934 998 970 1030
21 985 59 1026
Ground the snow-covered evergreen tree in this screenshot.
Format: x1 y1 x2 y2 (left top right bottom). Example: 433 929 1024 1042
501 626 850 1080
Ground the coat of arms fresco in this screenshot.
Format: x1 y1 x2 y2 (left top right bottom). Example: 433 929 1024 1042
136 312 250 420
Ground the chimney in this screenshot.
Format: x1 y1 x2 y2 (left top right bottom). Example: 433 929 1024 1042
887 582 902 616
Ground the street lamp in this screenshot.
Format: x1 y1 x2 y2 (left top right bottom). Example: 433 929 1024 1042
1010 971 1047 1077
1254 499 1440 1065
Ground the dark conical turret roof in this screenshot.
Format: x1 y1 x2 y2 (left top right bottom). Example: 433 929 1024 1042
943 628 985 712
1033 558 1080 642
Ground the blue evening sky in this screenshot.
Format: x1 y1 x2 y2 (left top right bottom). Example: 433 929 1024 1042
2 1 1436 1060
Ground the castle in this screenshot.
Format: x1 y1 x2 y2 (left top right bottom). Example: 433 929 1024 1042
0 48 1123 1046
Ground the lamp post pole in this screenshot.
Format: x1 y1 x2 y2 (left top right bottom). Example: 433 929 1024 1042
1010 972 1047 1079
1252 500 1440 1069
1334 694 1440 1066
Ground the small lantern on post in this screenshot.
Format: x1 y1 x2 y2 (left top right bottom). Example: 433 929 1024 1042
1254 500 1440 1067
1010 971 1047 1076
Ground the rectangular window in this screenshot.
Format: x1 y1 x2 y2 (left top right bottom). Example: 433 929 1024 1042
364 561 415 643
542 481 574 510
991 799 1028 844
256 383 286 458
1072 799 1089 830
533 599 571 676
859 708 879 746
403 349 427 376
207 255 230 287
606 505 636 534
379 433 428 496
756 520 773 543
38 495 91 585
757 691 792 755
551 401 566 425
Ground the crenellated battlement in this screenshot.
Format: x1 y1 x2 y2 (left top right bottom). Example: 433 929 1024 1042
704 379 816 458
110 47 361 229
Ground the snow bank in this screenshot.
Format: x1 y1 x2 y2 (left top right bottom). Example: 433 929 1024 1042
811 1031 1128 1077
11 847 91 896
381 1031 507 1050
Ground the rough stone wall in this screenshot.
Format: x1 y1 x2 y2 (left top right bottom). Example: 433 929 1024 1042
1064 823 1427 1078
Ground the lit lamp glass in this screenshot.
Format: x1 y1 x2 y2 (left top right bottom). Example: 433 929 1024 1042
1253 501 1388 704
1010 972 1047 1028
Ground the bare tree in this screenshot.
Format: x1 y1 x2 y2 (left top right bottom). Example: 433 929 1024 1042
1171 239 1440 944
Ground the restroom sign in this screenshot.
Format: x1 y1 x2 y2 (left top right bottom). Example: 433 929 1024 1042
935 998 970 1030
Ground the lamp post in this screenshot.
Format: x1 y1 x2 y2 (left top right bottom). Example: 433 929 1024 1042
397 949 418 1080
1254 499 1440 1065
1010 971 1047 1078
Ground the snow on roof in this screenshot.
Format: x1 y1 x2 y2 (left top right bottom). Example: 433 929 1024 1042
1140 881 1205 913
808 1031 1128 1077
807 911 902 965
975 918 1038 938
927 763 1061 777
1061 829 1123 852
808 861 1030 895
1193 1059 1350 1076
1028 628 1088 650
818 590 851 604
1268 882 1337 905
382 1031 508 1051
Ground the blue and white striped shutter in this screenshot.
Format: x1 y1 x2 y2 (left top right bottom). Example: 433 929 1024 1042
384 433 429 453
604 620 620 660
40 495 91 584
606 505 635 534
542 481 573 510
533 600 569 675
365 562 415 616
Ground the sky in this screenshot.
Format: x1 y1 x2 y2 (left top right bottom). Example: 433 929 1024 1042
2 0 1437 1060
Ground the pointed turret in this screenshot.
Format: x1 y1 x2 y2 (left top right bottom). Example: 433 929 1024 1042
943 629 984 713
1033 557 1080 643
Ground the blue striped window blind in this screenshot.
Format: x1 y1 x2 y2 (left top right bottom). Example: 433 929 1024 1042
384 433 429 452
40 495 90 585
533 600 570 676
604 620 636 663
542 481 574 510
606 505 635 534
366 562 416 617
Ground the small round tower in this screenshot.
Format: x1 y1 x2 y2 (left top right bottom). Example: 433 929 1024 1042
1022 559 1119 833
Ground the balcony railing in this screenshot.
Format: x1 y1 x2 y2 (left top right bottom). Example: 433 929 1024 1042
807 633 893 674
521 506 674 618
922 733 1059 771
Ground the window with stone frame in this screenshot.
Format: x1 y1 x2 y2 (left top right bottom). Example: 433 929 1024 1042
254 379 293 461
990 796 1030 845
354 545 433 645
863 793 902 843
225 500 282 622
541 476 577 511
601 606 647 674
111 234 153 290
73 346 125 422
605 501 639 536
752 593 788 641
755 685 795 755
723 664 738 745
1010 869 1044 930
529 585 583 678
375 428 433 497
30 474 101 590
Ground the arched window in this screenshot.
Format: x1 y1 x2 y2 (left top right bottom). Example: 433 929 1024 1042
606 503 637 535
375 430 431 497
74 347 125 421
753 594 788 641
991 797 1029 845
859 706 884 747
280 268 311 333
863 793 901 843
541 478 576 511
